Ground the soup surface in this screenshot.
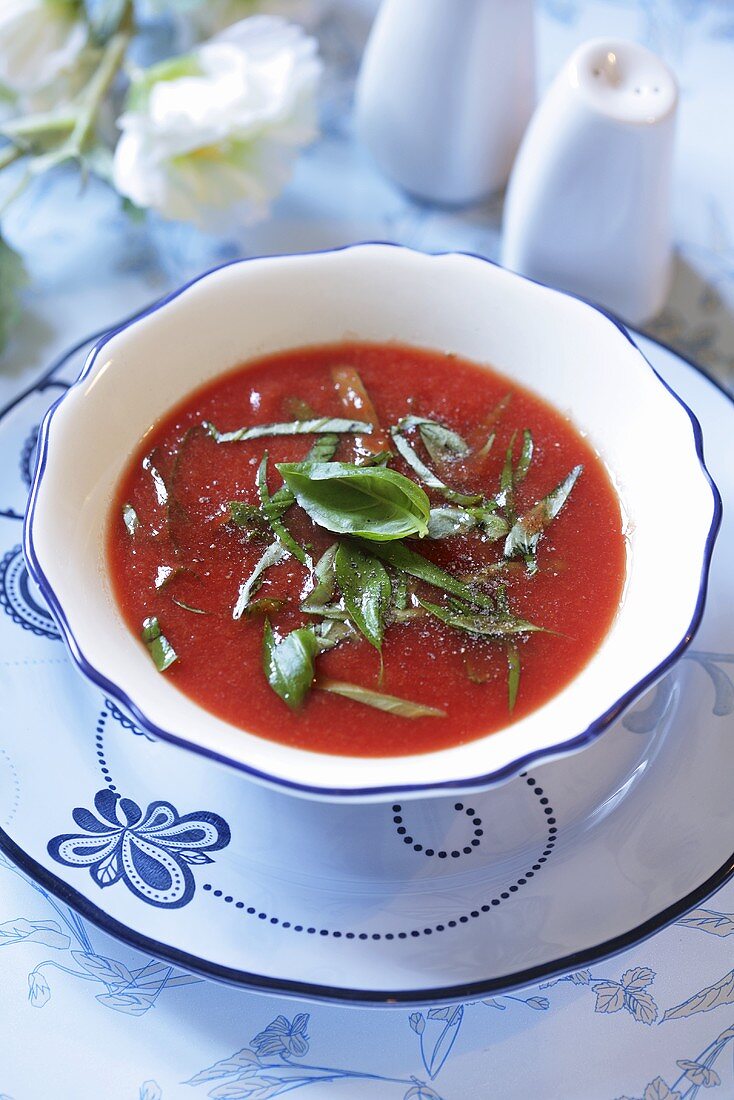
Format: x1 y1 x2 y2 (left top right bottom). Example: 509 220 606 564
108 342 626 756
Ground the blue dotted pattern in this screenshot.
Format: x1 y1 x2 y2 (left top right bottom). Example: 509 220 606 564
200 773 556 940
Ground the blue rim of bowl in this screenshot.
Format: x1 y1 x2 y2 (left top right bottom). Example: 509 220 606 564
2 305 730 1005
22 243 723 800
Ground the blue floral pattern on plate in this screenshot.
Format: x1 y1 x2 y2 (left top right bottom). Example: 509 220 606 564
48 790 230 909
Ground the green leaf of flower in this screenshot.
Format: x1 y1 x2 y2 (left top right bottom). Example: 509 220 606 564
262 620 320 710
276 461 430 541
334 542 392 650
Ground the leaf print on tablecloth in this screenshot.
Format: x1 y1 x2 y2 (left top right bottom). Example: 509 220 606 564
676 1059 721 1087
139 1083 162 1100
72 950 133 987
27 969 50 1007
663 969 734 1020
0 918 69 950
592 968 658 1024
678 909 734 936
185 1049 260 1086
643 1079 681 1100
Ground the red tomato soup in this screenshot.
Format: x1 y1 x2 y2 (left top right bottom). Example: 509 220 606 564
108 343 626 757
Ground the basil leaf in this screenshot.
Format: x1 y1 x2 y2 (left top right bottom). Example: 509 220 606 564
257 454 310 565
476 431 496 460
267 432 340 520
263 620 320 709
417 597 543 637
155 565 176 589
276 461 430 541
233 540 288 620
245 596 286 617
205 417 372 444
427 506 478 539
504 465 583 573
141 615 177 671
507 643 521 712
317 678 446 718
334 542 391 650
515 429 534 483
229 501 269 538
392 570 409 611
142 454 168 505
361 540 494 609
403 416 470 464
313 618 355 651
390 421 481 507
301 543 338 610
171 598 207 615
122 503 139 536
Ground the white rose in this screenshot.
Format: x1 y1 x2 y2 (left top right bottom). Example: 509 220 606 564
0 0 88 97
112 16 322 232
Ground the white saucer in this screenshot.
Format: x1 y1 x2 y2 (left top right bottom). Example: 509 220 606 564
0 327 731 1005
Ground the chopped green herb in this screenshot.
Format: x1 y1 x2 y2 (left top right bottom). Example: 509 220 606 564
205 417 372 444
277 461 430 542
122 503 139 537
361 540 495 609
317 678 446 718
171 598 207 615
141 615 177 671
301 543 338 610
401 416 470 465
504 465 583 574
417 597 543 638
390 419 481 507
245 597 286 617
507 643 521 712
142 454 168 505
229 501 269 538
334 541 392 650
427 506 477 539
233 540 288 620
262 620 320 710
257 454 310 566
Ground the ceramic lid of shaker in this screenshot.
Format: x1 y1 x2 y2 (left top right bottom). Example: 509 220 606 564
570 38 677 125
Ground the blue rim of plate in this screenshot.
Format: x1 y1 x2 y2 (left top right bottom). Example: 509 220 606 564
22 244 723 800
0 305 730 1005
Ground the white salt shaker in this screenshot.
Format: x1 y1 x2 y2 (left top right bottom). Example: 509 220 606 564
355 0 535 205
502 38 678 325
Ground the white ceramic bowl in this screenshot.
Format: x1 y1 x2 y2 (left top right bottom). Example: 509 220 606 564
24 245 720 801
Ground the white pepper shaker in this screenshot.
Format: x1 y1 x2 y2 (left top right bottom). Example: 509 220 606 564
502 38 678 325
355 0 535 205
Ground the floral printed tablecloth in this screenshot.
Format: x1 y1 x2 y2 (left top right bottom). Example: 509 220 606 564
1 2 734 1098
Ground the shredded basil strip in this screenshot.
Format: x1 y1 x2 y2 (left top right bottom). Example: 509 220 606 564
504 465 583 574
360 540 495 609
229 501 268 537
394 415 471 465
317 678 446 718
141 615 177 672
267 432 340 521
172 598 207 615
301 543 338 610
507 643 521 712
233 540 288 620
390 421 481 507
257 454 310 566
417 598 544 638
334 541 391 650
262 620 320 710
142 454 168 505
205 418 373 444
122 503 139 536
277 461 430 541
